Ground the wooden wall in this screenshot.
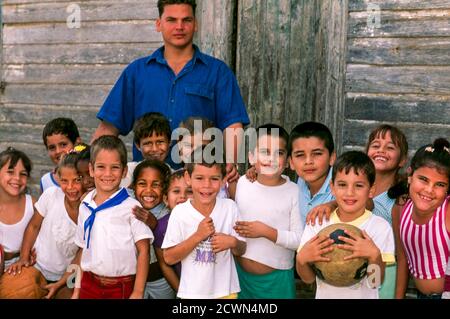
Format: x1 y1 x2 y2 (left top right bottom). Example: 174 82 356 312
1 0 450 195
0 0 240 196
236 0 348 151
0 0 162 195
344 0 450 153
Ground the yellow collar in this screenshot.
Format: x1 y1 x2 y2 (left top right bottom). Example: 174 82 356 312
330 209 372 227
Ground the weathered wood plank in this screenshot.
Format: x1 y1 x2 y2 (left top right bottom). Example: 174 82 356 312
346 65 450 94
3 21 161 44
1 84 111 106
3 64 126 85
0 104 100 127
0 122 94 145
3 0 158 23
343 120 450 151
314 0 348 153
237 0 321 129
196 0 236 67
3 43 160 64
349 10 450 38
349 0 450 11
348 37 450 65
283 0 318 129
345 93 450 125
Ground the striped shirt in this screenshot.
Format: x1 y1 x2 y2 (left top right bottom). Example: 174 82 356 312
400 197 450 280
373 191 395 225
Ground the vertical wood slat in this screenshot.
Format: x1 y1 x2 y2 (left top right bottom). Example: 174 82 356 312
236 0 348 151
196 0 237 68
315 0 348 154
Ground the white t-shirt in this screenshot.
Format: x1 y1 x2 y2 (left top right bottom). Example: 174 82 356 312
235 175 303 269
40 171 59 193
162 198 244 299
0 194 34 267
34 187 78 281
75 188 154 277
298 209 396 299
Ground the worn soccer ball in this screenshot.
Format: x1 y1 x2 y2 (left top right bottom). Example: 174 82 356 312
0 266 48 299
312 223 369 287
0 245 4 276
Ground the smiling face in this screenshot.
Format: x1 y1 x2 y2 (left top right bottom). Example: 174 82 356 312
76 159 95 193
46 133 76 165
331 168 374 218
184 164 223 208
133 167 164 210
289 136 335 189
0 159 28 197
137 132 170 162
89 149 127 196
367 131 405 174
58 166 83 203
156 4 197 51
408 166 449 216
250 135 288 179
164 176 193 210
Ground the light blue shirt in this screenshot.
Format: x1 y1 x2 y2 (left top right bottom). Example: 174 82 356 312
372 191 395 225
297 168 335 227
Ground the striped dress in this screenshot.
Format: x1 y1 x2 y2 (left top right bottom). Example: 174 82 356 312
400 196 450 280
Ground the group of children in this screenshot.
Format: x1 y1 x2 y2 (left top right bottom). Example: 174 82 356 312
0 113 449 299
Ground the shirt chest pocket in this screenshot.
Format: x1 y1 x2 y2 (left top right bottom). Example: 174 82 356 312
183 84 215 118
106 216 131 251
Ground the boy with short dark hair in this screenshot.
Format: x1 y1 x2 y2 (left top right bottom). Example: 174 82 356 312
162 146 246 299
121 112 172 188
73 135 152 299
41 118 81 192
234 123 303 299
288 122 336 227
296 151 395 299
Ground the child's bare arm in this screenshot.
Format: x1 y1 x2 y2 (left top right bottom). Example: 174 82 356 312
392 204 409 298
129 238 150 299
234 221 277 243
296 235 334 284
7 210 43 275
44 248 82 299
305 201 338 226
155 247 179 292
164 217 215 265
210 233 246 256
227 180 237 200
71 248 83 299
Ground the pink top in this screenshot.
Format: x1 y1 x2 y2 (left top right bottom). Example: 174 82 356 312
400 196 450 280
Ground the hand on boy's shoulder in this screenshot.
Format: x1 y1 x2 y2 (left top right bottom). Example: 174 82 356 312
244 166 257 183
132 205 158 230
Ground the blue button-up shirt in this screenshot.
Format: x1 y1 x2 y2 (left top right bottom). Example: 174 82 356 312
97 45 250 162
297 168 335 227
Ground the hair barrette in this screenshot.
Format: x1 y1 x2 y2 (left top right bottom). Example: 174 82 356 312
425 146 435 153
73 145 87 153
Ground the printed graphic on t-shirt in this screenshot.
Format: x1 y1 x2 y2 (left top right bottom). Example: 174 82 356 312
193 237 216 265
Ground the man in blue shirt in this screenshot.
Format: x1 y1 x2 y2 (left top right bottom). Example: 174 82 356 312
92 0 250 173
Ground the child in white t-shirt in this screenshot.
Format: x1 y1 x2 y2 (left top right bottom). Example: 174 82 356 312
234 124 303 299
296 151 395 299
0 148 35 270
162 146 246 299
7 151 84 299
